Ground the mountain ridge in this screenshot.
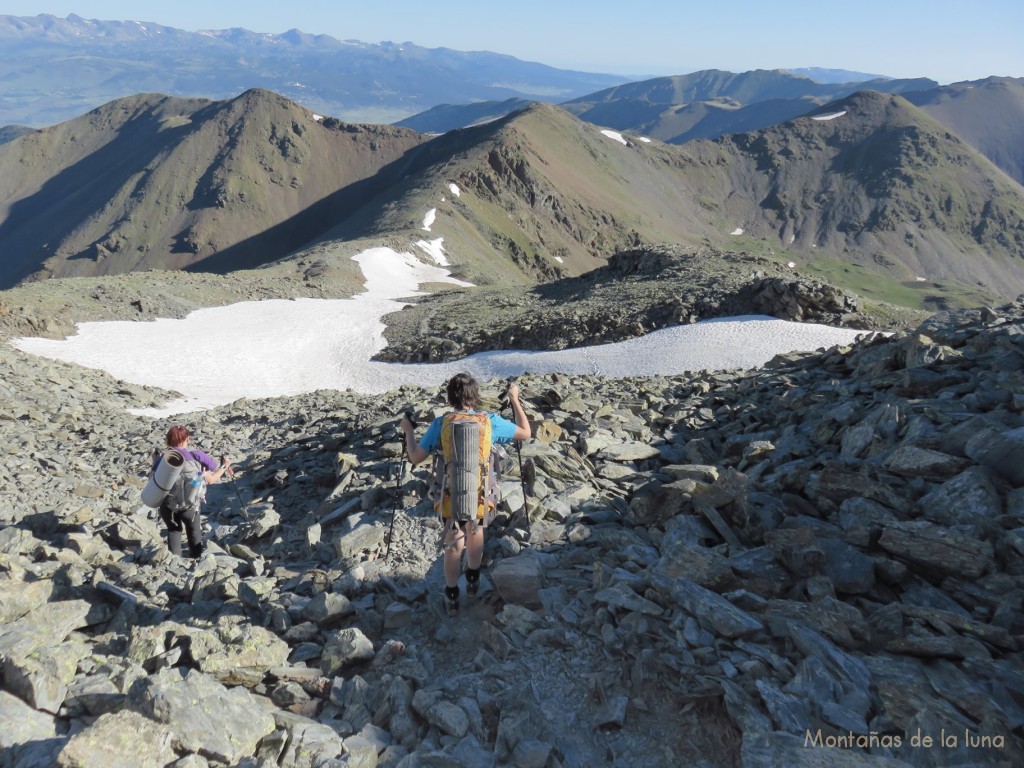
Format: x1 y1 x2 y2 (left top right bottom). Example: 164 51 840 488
396 72 1024 191
0 89 431 285
3 88 1023 310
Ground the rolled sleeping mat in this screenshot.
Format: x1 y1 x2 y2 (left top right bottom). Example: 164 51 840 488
140 449 185 508
449 421 480 523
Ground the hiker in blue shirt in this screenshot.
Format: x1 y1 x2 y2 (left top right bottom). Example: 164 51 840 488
401 373 530 612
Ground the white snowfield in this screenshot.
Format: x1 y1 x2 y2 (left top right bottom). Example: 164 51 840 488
414 237 449 266
600 129 628 145
421 208 436 231
812 110 847 121
12 247 869 418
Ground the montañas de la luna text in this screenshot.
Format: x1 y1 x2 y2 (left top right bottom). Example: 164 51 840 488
804 729 1006 750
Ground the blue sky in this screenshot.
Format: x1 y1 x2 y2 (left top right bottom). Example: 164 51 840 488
6 1 1023 84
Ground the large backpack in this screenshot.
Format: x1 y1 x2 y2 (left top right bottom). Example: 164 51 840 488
163 450 206 514
430 412 505 532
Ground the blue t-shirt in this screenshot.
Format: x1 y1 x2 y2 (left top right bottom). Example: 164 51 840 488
419 411 516 452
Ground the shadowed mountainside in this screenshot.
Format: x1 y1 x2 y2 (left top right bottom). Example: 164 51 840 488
906 76 1024 186
0 89 431 286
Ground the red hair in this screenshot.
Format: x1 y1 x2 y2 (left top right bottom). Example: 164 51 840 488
166 426 190 447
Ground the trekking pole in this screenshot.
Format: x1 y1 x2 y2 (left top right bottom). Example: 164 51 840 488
386 411 414 560
225 463 247 514
500 378 529 522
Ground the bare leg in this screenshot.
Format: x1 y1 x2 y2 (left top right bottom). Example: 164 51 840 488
465 522 484 570
444 524 465 588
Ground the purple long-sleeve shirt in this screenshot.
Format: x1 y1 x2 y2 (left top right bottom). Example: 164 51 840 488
153 447 217 473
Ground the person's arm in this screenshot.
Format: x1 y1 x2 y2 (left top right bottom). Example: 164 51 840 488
197 450 231 483
401 415 429 466
505 383 531 441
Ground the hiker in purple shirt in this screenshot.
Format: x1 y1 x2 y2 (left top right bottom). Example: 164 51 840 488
154 425 231 558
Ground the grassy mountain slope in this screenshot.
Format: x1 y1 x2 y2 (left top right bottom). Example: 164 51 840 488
690 91 1024 302
0 89 430 287
301 95 1024 306
307 102 738 288
906 77 1024 186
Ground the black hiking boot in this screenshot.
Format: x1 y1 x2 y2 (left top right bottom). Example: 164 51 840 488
465 567 480 597
444 586 460 616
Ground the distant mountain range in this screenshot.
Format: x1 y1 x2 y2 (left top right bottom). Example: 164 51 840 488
399 71 1024 189
558 70 937 143
0 13 631 127
2 87 1022 310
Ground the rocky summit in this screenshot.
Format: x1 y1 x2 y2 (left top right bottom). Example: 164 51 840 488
1 296 1024 767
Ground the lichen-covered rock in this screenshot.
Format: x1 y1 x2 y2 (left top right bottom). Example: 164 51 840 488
127 667 275 764
57 710 175 768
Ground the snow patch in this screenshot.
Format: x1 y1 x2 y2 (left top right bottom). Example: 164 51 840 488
601 129 628 145
787 261 797 269
12 248 473 416
916 276 928 282
638 137 652 143
11 250 870 418
422 208 436 232
554 256 564 264
312 114 324 122
812 110 847 121
449 183 461 197
415 238 450 266
730 228 744 236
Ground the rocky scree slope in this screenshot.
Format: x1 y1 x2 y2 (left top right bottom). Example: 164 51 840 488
376 244 925 363
2 296 1024 766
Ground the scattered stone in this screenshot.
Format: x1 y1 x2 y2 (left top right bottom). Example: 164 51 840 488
2 294 1024 765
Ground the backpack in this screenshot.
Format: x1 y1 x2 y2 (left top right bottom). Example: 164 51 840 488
163 450 206 514
430 412 505 532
